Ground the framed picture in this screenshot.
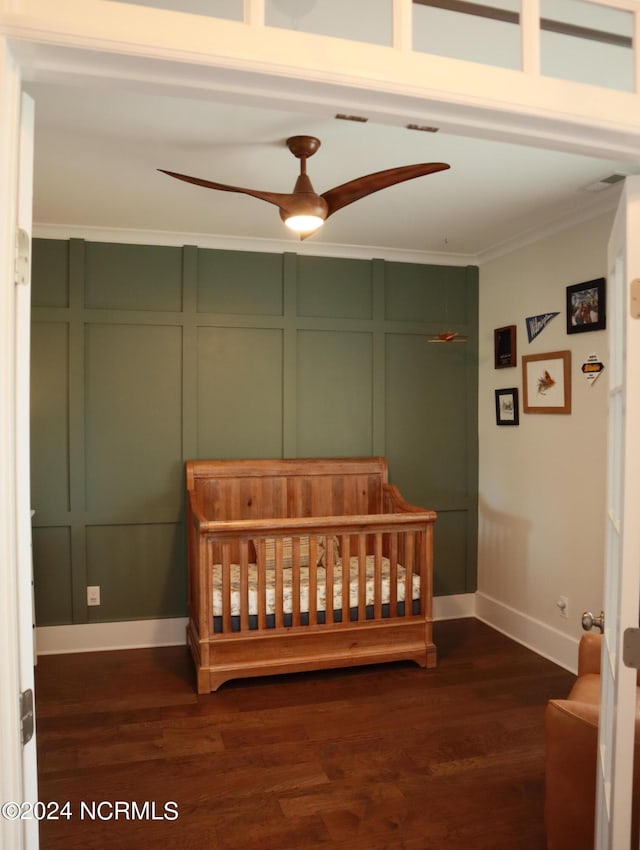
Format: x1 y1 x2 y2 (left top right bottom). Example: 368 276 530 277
495 388 519 425
522 350 571 414
566 278 606 333
494 325 517 368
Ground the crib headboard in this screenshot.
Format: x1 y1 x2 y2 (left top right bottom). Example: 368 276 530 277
186 457 389 521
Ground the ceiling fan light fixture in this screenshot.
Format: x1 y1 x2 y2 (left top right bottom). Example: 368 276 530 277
283 213 324 233
160 134 450 242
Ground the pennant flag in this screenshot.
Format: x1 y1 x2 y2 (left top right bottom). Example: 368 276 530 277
526 312 560 343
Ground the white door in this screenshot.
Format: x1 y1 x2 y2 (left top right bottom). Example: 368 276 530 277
0 51 38 845
14 91 39 850
595 175 640 848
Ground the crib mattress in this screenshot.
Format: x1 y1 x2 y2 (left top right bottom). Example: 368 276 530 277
213 555 421 618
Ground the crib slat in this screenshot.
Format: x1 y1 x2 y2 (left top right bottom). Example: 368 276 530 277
308 536 318 626
222 541 232 634
275 536 284 629
239 539 249 632
325 536 335 625
373 532 382 619
292 536 301 628
256 538 267 630
389 531 398 617
398 532 405 619
405 532 415 618
357 534 366 621
340 534 350 626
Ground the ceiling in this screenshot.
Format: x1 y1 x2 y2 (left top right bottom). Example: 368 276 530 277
25 79 635 261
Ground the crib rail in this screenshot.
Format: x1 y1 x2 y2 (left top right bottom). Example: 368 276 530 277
198 514 435 641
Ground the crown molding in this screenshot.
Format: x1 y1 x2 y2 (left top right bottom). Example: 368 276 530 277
477 189 620 264
32 223 477 267
33 192 619 268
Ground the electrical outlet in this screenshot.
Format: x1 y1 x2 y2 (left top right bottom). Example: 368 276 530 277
557 596 569 619
87 585 101 606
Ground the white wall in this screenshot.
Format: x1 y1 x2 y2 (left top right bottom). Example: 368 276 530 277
478 212 613 671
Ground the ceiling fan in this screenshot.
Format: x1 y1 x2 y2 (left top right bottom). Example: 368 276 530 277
159 135 450 239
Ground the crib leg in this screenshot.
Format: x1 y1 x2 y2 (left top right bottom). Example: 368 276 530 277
413 643 437 671
196 669 211 695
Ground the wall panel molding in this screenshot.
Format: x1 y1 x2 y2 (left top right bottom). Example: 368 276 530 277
31 238 478 625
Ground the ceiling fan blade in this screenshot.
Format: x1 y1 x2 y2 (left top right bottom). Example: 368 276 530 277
321 162 450 218
158 169 296 211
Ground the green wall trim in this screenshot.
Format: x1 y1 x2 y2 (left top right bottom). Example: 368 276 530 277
68 239 88 622
31 239 479 625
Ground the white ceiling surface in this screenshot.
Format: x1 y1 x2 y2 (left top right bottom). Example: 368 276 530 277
27 80 633 260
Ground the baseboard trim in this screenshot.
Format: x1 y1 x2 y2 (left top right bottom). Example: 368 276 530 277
35 618 189 656
433 593 476 621
475 592 578 674
39 593 573 665
36 596 477 655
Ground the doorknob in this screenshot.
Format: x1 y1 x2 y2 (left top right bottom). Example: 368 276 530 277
582 610 605 633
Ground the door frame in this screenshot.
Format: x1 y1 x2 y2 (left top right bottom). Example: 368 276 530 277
0 40 37 850
596 176 640 847
2 11 640 848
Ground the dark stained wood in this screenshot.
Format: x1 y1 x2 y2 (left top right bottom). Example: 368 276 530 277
35 618 574 849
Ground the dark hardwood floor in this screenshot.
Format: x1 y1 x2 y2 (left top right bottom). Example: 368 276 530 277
34 618 574 850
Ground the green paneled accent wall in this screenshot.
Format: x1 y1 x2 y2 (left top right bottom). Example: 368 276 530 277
32 239 69 307
85 524 185 622
197 326 284 458
31 322 69 512
197 249 284 314
297 256 373 319
84 323 183 515
30 238 478 626
296 330 373 457
32 527 73 626
386 335 470 500
85 243 183 311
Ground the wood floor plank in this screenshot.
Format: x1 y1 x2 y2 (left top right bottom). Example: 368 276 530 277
35 618 574 849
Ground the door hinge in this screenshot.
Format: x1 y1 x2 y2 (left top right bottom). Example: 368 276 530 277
631 279 640 320
623 628 640 670
14 227 30 286
20 689 34 746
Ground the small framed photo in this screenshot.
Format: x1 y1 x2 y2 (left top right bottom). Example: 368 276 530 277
566 278 606 334
494 325 517 368
495 388 519 426
522 350 571 414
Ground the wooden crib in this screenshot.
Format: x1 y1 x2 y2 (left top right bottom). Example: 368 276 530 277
186 457 437 693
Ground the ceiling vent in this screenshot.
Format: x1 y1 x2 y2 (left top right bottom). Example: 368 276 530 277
406 123 439 133
335 113 368 123
582 172 628 192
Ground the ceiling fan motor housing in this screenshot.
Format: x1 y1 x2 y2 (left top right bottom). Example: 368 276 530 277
280 171 329 222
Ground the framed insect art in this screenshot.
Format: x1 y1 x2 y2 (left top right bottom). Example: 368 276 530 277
522 350 571 414
495 388 519 425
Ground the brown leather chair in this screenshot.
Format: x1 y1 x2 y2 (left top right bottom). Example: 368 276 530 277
544 633 640 850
